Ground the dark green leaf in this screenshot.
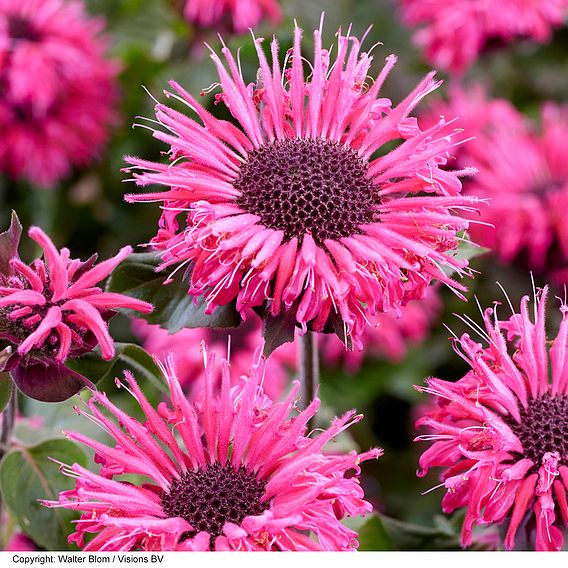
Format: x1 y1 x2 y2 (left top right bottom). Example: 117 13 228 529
0 438 87 550
0 211 22 275
357 514 395 551
0 372 12 414
66 343 168 395
106 252 241 333
356 513 492 551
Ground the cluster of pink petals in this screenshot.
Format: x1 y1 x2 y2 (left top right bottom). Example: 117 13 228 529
45 351 380 551
132 317 295 401
428 86 568 273
184 0 281 33
415 286 568 551
320 287 441 373
398 0 568 74
0 227 152 399
125 23 478 350
0 0 118 187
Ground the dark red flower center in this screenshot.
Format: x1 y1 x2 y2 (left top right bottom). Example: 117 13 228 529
160 462 269 544
235 138 377 245
509 393 568 467
7 16 41 42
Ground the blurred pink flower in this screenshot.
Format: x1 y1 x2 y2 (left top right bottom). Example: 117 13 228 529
5 533 38 551
0 226 152 401
184 0 281 33
429 87 568 273
399 0 568 74
132 317 295 401
415 286 568 551
125 22 477 350
320 287 442 373
420 84 523 148
0 0 119 187
45 349 380 550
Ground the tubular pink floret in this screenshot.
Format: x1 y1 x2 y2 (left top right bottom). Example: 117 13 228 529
45 348 379 551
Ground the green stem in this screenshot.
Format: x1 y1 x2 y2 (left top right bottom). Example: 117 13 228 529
299 331 320 424
0 387 16 549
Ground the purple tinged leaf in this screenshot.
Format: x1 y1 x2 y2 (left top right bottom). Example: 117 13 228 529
329 309 354 350
0 211 23 276
10 361 95 403
262 302 298 357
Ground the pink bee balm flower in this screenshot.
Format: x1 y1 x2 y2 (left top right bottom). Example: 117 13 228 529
0 0 118 188
415 286 568 551
184 0 281 33
125 22 478 350
0 226 153 401
320 287 441 373
132 316 295 401
45 350 381 550
436 92 568 273
398 0 568 74
420 84 524 151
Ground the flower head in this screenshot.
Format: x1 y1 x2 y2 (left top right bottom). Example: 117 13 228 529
125 21 477 350
45 349 380 550
0 224 153 401
398 0 568 74
415 286 568 551
184 0 281 33
132 316 295 401
0 0 118 187
429 89 568 275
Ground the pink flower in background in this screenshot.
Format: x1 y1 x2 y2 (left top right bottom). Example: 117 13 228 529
45 349 380 550
320 287 442 373
435 91 568 273
184 0 281 33
415 286 568 551
5 533 38 552
420 84 523 151
125 22 478 350
0 0 119 187
132 316 295 401
0 226 152 401
398 0 568 74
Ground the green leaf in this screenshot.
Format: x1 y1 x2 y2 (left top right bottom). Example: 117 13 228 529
356 513 493 551
0 372 13 414
0 211 22 275
444 236 489 277
67 343 168 395
106 252 241 333
357 515 395 551
0 438 88 550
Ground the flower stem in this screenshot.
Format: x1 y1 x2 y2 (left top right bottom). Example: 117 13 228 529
0 387 16 549
299 331 320 419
